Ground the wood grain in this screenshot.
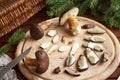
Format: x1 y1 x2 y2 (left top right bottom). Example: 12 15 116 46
0 8 120 80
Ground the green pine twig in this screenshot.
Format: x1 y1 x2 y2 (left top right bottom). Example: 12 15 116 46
0 28 25 56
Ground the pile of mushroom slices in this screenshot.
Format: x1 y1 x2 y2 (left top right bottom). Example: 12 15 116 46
26 7 110 77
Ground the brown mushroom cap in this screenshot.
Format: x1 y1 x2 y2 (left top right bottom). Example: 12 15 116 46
59 7 79 26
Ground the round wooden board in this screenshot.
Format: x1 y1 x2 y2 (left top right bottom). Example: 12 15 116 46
16 17 120 80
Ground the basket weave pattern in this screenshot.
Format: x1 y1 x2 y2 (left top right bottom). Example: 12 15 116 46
0 0 45 37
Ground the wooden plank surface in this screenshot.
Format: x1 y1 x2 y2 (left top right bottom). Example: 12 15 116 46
0 8 120 80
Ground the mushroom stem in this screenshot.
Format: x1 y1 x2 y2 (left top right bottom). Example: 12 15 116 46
68 16 81 35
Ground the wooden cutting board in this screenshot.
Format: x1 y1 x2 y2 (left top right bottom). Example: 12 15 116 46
16 17 120 80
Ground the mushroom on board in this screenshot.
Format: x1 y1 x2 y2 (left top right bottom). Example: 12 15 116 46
59 7 81 36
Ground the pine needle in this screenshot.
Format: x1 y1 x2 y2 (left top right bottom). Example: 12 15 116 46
8 29 25 45
0 28 25 56
46 0 75 17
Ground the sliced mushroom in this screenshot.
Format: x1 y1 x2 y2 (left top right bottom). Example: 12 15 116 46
48 45 58 55
66 55 76 67
82 24 95 29
77 55 89 71
53 67 61 74
70 43 79 55
102 52 109 62
59 7 81 36
61 35 67 43
64 68 80 76
82 42 103 52
87 27 106 34
47 30 57 37
40 42 51 49
52 35 59 44
85 36 105 43
35 50 49 74
85 48 99 65
40 20 52 30
58 45 69 52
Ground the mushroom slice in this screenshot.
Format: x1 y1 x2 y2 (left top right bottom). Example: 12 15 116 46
40 20 52 30
48 45 58 55
61 35 67 43
82 24 95 29
102 52 109 62
47 30 57 37
65 68 80 76
82 42 103 52
87 27 106 34
58 45 69 52
59 7 79 26
52 35 59 44
77 55 89 71
85 36 105 43
66 55 76 67
40 42 51 49
85 48 99 65
70 43 79 55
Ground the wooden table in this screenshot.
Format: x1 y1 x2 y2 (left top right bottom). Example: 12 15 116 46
0 8 120 80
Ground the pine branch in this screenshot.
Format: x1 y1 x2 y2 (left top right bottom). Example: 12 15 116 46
90 0 99 9
8 29 25 45
0 28 25 56
103 0 120 29
46 0 75 17
46 0 120 29
0 44 10 56
90 0 99 16
78 0 90 15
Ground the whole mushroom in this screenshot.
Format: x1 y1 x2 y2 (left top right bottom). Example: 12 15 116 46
35 50 49 74
59 7 81 36
30 24 44 40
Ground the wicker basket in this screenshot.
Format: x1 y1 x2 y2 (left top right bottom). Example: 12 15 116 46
0 0 45 37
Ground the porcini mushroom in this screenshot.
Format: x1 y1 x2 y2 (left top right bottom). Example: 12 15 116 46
59 7 81 36
35 50 49 74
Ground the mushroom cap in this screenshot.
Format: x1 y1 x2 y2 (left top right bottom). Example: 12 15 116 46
59 7 79 26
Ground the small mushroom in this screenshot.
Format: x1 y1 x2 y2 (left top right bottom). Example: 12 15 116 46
40 42 51 49
64 68 80 76
52 35 59 44
30 24 44 40
59 7 81 36
35 50 49 74
85 48 99 65
77 55 89 71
